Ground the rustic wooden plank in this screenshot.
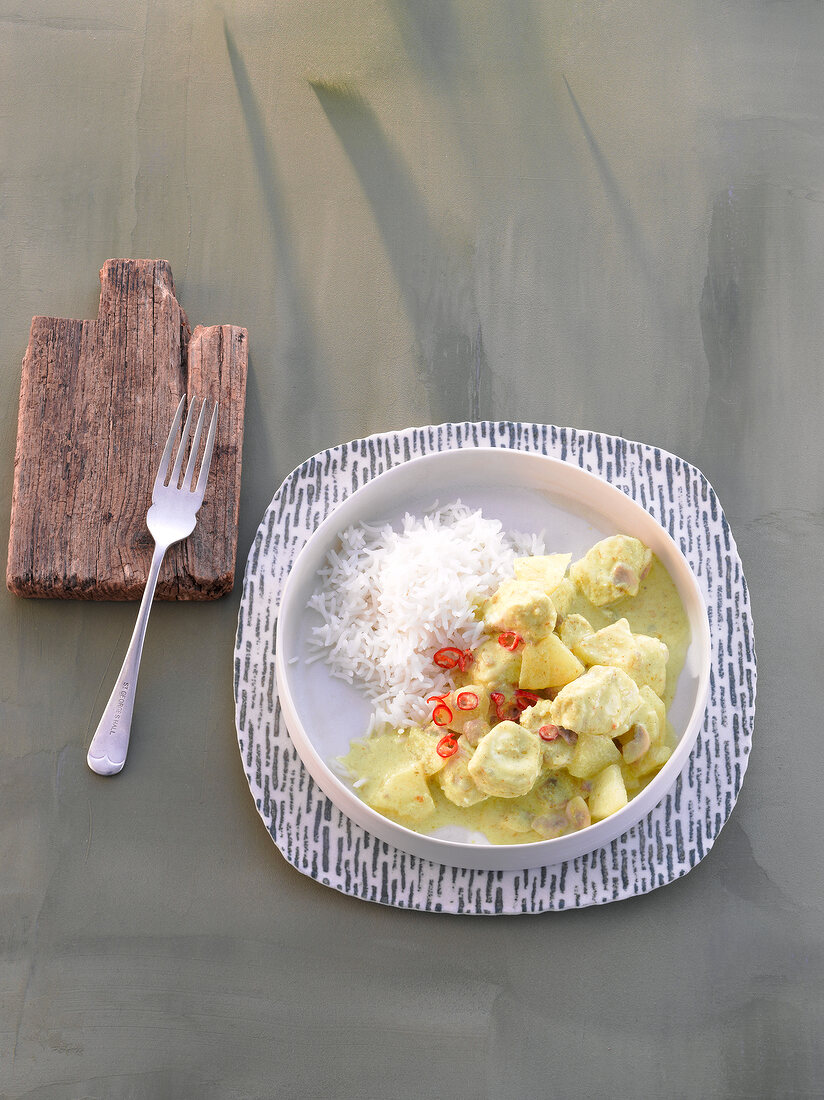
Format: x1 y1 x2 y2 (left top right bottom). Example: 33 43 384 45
165 323 248 599
6 259 248 599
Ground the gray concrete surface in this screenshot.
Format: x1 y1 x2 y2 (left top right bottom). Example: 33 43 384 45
1 2 822 1097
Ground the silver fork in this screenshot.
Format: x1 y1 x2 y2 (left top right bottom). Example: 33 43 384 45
87 394 219 776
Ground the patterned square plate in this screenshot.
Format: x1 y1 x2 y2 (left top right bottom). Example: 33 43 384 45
233 424 756 913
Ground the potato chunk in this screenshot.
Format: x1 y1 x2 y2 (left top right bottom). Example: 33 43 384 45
550 665 641 737
573 618 668 696
569 535 652 607
438 737 488 807
519 632 584 691
638 684 667 738
547 577 576 619
565 795 591 832
467 721 542 798
482 579 556 641
513 553 571 593
369 762 435 825
567 731 622 779
588 763 629 822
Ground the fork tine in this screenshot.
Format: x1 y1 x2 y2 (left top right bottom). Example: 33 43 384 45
193 401 219 502
153 394 186 493
183 399 209 491
169 396 198 488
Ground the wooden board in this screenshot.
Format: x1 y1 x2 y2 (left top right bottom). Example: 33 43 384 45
6 259 248 599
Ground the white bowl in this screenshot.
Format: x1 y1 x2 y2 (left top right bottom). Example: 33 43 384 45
275 447 711 871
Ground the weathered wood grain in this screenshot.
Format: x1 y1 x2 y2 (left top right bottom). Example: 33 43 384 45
6 259 247 599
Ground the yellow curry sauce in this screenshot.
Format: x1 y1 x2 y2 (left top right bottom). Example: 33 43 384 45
341 537 690 844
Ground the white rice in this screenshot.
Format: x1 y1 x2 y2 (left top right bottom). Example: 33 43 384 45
307 501 544 731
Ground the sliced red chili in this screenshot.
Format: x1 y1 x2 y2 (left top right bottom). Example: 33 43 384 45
455 690 479 711
427 693 453 727
497 631 523 651
433 646 464 669
433 645 474 672
436 734 459 758
514 689 540 711
538 724 561 742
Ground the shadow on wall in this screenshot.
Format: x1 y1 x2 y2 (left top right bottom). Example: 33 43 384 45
699 178 769 502
223 18 321 443
388 0 683 415
562 76 667 319
388 0 568 186
310 79 491 423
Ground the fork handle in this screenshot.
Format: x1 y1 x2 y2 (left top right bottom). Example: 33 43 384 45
87 541 168 775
